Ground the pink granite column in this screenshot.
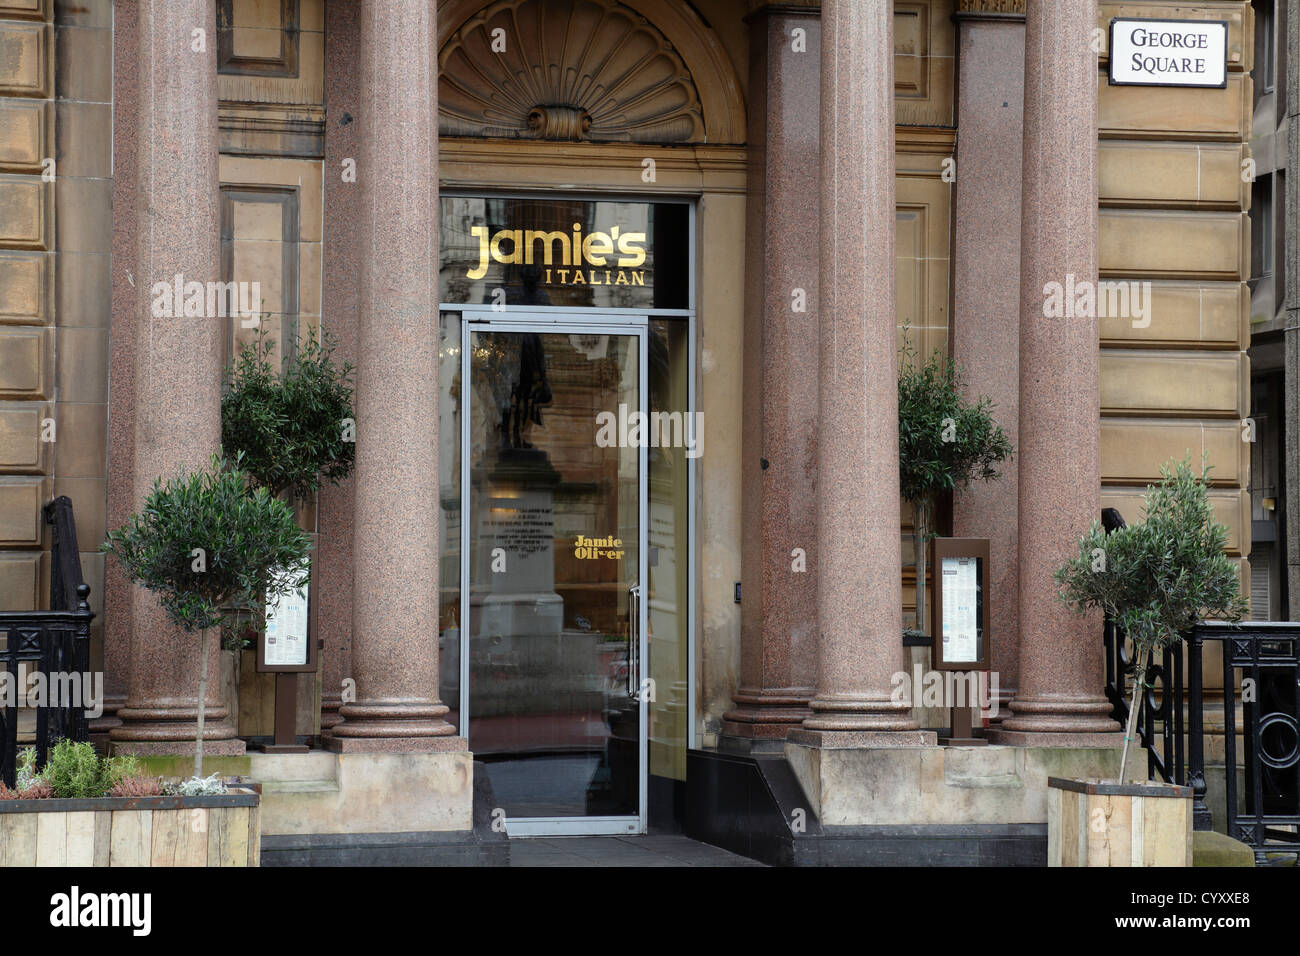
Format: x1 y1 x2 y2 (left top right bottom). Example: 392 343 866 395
327 0 459 751
315 0 361 735
791 0 931 746
991 0 1119 744
111 0 239 753
721 7 820 750
949 7 1026 725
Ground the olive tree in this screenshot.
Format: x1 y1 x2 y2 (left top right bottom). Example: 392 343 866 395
898 346 1013 635
1055 456 1247 782
221 326 356 501
102 455 312 779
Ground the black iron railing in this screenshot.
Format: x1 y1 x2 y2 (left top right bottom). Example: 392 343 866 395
1104 615 1300 865
1194 621 1300 865
0 497 94 788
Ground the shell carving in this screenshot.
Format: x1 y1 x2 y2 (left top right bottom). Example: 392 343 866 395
439 0 706 143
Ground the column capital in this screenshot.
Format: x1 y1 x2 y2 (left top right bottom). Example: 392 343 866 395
955 0 1026 15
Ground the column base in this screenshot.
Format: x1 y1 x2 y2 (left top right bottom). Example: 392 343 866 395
328 699 459 749
722 689 813 742
788 729 938 748
110 709 241 746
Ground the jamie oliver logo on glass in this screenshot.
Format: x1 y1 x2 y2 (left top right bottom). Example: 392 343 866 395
1108 18 1228 89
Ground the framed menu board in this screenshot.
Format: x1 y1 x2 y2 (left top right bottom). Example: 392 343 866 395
930 538 990 671
257 565 318 673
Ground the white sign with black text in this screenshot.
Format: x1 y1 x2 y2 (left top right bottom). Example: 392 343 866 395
264 570 309 668
1108 18 1228 89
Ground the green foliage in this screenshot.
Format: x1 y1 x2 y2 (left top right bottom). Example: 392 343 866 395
100 454 312 634
42 740 141 799
221 325 355 501
1055 455 1248 653
897 346 1014 509
16 746 39 790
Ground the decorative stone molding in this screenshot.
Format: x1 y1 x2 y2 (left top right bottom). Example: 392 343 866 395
957 0 1026 12
439 0 707 143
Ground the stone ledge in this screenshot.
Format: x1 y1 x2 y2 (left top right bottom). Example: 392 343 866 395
1192 829 1255 867
786 742 1132 826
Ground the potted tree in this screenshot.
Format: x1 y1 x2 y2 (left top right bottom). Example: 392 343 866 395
897 345 1013 637
220 326 355 742
0 456 307 867
1049 455 1247 866
102 454 313 780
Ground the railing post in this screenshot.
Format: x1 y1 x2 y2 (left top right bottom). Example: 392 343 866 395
1187 628 1211 831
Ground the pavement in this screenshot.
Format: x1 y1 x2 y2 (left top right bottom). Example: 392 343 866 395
508 834 766 867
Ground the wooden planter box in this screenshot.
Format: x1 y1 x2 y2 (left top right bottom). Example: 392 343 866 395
1048 777 1192 867
0 789 260 867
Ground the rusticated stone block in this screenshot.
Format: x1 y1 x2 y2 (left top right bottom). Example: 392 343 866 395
0 19 50 96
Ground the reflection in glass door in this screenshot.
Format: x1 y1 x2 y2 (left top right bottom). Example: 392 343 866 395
461 315 647 835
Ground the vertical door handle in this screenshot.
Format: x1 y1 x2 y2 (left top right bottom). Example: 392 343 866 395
627 584 641 699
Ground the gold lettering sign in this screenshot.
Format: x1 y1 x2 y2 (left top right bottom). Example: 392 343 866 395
574 534 625 560
467 222 647 287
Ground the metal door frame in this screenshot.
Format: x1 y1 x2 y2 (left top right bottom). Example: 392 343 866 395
460 311 649 836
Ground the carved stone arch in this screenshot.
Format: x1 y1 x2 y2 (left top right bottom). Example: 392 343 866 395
437 0 745 145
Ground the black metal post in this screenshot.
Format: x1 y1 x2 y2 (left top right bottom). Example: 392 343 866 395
1187 630 1211 831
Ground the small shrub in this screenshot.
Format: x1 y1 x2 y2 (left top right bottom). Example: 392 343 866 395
0 780 53 800
110 774 164 798
15 745 40 791
39 740 148 799
44 740 112 798
162 773 227 796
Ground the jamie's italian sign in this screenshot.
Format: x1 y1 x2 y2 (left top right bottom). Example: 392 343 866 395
1108 18 1228 89
440 196 689 311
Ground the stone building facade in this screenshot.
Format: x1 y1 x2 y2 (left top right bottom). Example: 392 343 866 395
0 0 1261 862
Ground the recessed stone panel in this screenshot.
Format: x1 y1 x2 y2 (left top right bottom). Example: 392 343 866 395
1100 73 1252 141
0 325 47 397
0 20 50 97
0 475 47 545
1100 210 1247 280
0 176 49 249
0 250 48 324
0 400 48 472
1099 351 1244 418
1101 419 1245 486
0 550 44 610
0 98 48 172
1098 281 1246 348
0 0 49 21
1099 142 1247 209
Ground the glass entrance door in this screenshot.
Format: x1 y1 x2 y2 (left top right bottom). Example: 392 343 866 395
461 314 648 835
